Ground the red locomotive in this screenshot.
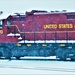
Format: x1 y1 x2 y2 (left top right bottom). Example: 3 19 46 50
0 10 75 60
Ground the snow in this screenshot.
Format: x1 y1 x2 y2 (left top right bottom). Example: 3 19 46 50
20 56 56 60
0 59 75 74
34 10 68 15
7 33 20 36
18 40 75 43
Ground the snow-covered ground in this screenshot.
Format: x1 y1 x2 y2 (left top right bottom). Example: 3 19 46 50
0 59 75 74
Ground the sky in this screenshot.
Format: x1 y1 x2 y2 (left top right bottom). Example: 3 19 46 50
0 0 75 13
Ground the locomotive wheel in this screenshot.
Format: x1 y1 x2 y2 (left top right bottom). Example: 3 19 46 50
60 58 66 61
16 57 20 60
71 58 75 61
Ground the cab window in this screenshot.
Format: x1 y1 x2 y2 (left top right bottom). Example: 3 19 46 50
0 20 3 28
7 19 11 26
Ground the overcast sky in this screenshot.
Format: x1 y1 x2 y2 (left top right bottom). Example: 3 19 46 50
0 0 75 13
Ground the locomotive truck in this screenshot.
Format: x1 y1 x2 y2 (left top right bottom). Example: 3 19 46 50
0 10 75 60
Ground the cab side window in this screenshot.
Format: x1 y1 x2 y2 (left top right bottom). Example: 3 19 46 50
7 19 11 26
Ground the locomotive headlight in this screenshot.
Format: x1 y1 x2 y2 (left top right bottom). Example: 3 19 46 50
0 30 3 34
